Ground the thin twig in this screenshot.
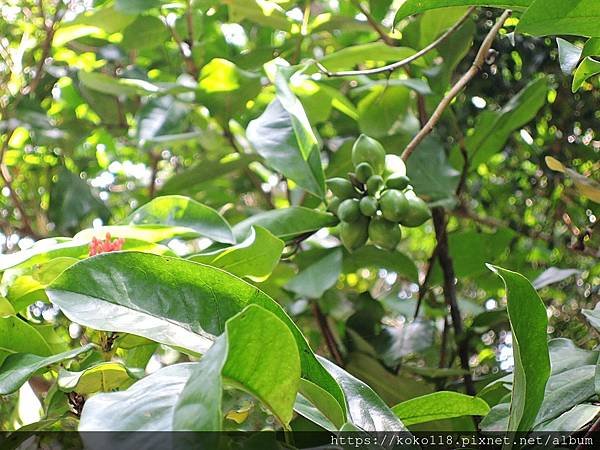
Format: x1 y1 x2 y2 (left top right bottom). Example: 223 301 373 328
350 0 396 46
432 207 477 399
148 151 161 199
24 0 63 96
413 248 437 320
316 7 475 77
401 10 512 162
311 302 344 367
162 13 198 78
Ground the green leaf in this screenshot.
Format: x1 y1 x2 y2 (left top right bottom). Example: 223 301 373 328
392 391 490 426
173 305 301 429
536 404 600 432
582 38 600 58
582 305 600 331
0 344 95 395
406 136 460 202
556 38 582 74
226 0 293 31
318 356 407 431
197 58 261 120
572 57 600 92
357 85 417 138
58 362 142 394
0 297 15 317
46 252 347 422
125 195 235 244
247 65 325 198
318 43 419 71
518 0 600 37
0 317 52 366
135 96 190 146
394 1 530 22
487 265 550 432
295 379 346 431
121 16 170 50
189 226 284 281
160 155 258 195
79 363 196 430
78 71 141 97
466 77 547 167
73 225 203 243
232 207 338 242
342 246 418 282
115 0 167 13
285 248 343 298
48 167 110 234
545 156 600 203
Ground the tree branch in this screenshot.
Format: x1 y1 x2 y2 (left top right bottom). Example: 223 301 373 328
311 302 344 367
316 7 474 77
162 13 198 78
401 9 511 162
431 207 477 398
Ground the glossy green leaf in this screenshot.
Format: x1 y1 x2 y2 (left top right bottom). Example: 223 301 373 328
189 226 284 281
487 265 550 432
295 378 345 431
318 356 407 431
79 363 196 430
58 362 140 394
0 317 52 366
124 195 234 244
582 38 600 58
392 391 490 426
174 305 301 430
233 207 338 242
0 297 15 317
0 344 95 395
394 1 530 22
46 252 347 421
572 57 600 92
536 404 600 432
285 248 343 298
247 65 325 198
518 0 600 37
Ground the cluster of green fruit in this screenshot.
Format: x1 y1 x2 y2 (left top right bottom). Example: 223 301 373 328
327 134 431 252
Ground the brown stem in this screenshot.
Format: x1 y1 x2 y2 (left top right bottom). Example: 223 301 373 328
311 302 344 367
576 414 600 450
350 0 396 46
163 13 198 77
316 7 474 77
413 247 437 320
431 207 477 399
401 10 512 162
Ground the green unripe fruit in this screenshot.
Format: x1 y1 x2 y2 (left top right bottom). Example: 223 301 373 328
368 217 401 250
340 216 369 252
327 177 356 199
359 196 378 217
337 198 361 223
327 196 341 214
379 189 409 222
400 194 431 227
386 173 410 190
352 134 386 175
355 162 374 183
366 175 384 195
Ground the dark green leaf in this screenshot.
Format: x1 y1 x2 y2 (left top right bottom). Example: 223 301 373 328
487 265 550 432
572 57 600 92
285 248 343 298
394 1 530 22
518 0 600 37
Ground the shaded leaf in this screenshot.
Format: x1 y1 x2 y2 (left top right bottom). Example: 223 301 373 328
285 248 343 298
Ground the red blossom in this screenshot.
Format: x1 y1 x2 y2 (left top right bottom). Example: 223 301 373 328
88 232 125 256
